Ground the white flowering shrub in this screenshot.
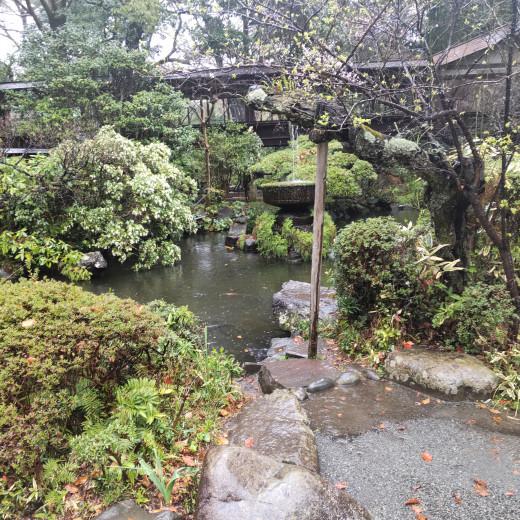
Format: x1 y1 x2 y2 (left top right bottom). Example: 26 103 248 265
1 127 197 270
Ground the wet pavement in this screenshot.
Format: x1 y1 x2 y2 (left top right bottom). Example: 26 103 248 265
303 377 520 519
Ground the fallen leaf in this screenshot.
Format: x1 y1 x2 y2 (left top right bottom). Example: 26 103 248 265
405 498 421 505
466 419 476 425
412 505 423 513
385 386 393 391
381 410 386 415
476 403 488 409
397 426 406 431
380 423 385 429
219 409 229 416
326 339 334 345
181 455 196 467
335 482 347 489
135 304 143 314
217 437 229 445
403 341 414 348
422 452 433 462
340 396 347 401
473 478 488 487
21 319 36 328
324 405 332 410
511 469 520 474
244 349 249 352
489 409 501 414
244 438 254 447
152 506 179 513
174 440 187 449
491 437 503 443
74 476 88 486
374 397 384 402
412 484 422 492
452 491 462 504
436 399 441 403
337 414 343 418
505 490 516 496
27 357 37 364
422 398 431 405
415 402 422 406
64 483 79 494
237 335 242 339
490 449 500 454
475 484 489 497
415 514 427 520
493 416 503 423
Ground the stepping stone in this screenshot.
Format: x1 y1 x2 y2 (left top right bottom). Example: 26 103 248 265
266 336 329 359
385 348 499 400
259 358 340 394
336 371 361 386
272 280 337 332
228 389 318 472
225 223 247 246
195 446 373 520
94 500 180 520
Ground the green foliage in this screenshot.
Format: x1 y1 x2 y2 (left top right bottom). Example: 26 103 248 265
332 217 421 317
254 211 336 260
0 229 90 281
0 127 197 271
0 280 241 518
189 123 262 193
250 136 376 200
433 283 515 352
488 346 520 415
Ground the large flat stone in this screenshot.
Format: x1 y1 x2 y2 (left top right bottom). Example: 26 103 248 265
195 446 372 520
272 280 338 332
385 348 500 400
259 358 341 394
228 389 318 472
94 500 179 520
267 336 330 359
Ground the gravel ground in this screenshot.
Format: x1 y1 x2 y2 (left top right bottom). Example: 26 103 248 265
317 418 520 520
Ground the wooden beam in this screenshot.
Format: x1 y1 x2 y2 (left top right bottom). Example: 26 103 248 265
308 137 329 358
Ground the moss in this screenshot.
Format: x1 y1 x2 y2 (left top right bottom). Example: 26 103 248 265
385 137 420 156
361 124 384 139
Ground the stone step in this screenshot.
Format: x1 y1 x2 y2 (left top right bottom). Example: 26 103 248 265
195 446 372 520
227 389 318 472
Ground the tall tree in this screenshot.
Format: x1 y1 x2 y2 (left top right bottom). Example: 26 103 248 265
243 0 520 309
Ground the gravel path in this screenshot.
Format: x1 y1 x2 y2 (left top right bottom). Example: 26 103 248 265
317 418 520 520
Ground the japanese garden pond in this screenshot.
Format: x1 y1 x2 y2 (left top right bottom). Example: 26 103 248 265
83 207 418 364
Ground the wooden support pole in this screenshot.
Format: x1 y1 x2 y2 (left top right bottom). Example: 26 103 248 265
308 138 329 358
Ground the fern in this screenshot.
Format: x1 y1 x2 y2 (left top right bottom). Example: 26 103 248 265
73 383 105 421
43 459 79 488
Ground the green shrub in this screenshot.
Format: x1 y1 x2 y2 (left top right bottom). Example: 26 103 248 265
254 211 336 260
332 217 421 316
0 280 241 518
433 282 516 352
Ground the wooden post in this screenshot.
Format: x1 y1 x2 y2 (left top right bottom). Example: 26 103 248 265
308 136 329 358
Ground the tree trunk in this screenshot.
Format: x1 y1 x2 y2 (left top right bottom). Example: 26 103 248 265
308 135 329 358
200 101 211 206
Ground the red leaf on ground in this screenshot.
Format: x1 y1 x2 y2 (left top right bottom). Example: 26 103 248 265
493 416 503 423
490 449 500 454
374 397 384 401
415 514 427 520
505 490 516 496
412 504 422 513
476 403 488 409
335 482 347 489
380 424 385 429
181 455 196 467
466 420 476 425
422 398 431 405
405 498 421 505
452 492 462 504
473 478 488 487
511 469 520 474
64 483 79 494
244 438 254 447
397 426 406 431
421 452 433 462
385 386 393 391
403 341 414 348
74 475 88 486
490 437 503 443
489 409 501 414
475 484 489 497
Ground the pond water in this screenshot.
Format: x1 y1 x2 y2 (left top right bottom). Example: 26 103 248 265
83 207 418 364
